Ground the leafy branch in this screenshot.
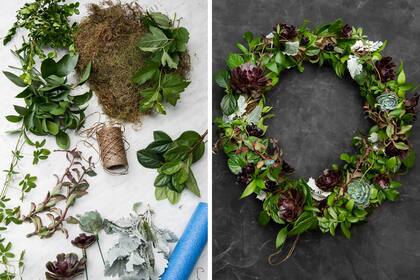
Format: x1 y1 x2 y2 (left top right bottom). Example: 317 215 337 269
133 12 190 114
137 130 207 204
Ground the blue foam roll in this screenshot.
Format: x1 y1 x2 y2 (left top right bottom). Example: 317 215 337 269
161 202 208 280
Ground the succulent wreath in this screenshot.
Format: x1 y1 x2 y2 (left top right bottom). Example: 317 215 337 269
214 19 418 252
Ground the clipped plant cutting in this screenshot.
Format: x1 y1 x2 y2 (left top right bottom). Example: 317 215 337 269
23 149 96 239
103 203 177 279
75 2 190 122
137 130 207 204
5 53 92 149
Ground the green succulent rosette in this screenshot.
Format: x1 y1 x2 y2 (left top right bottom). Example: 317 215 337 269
376 92 399 111
79 211 104 234
347 179 372 208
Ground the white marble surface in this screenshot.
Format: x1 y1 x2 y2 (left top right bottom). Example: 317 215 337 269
0 0 208 279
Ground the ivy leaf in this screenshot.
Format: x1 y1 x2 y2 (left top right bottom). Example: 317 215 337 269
149 12 171 29
161 51 178 69
275 227 288 249
132 63 159 85
139 87 160 112
138 26 169 52
173 27 190 52
161 73 190 106
220 93 237 115
137 149 164 169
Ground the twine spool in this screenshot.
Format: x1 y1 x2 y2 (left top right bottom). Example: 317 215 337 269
96 123 129 174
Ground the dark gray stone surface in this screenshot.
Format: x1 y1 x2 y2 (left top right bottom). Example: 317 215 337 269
212 1 420 279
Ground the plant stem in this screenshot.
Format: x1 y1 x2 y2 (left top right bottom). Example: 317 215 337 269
83 249 88 280
96 234 106 266
2 128 25 198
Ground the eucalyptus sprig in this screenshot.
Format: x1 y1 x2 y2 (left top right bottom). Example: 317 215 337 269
137 130 207 204
133 12 190 114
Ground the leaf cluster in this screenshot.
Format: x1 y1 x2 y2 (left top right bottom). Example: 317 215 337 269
133 12 190 114
137 130 206 204
4 54 92 149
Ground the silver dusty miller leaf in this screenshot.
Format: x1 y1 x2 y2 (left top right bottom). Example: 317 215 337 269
104 203 177 280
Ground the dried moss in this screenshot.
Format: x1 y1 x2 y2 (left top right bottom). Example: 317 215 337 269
75 2 147 122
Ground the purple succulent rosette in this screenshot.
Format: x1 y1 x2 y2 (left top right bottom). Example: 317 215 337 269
214 19 417 249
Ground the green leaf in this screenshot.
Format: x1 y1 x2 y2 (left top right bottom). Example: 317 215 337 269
340 222 351 239
402 150 415 168
192 142 205 163
214 70 230 88
149 12 171 29
146 140 172 154
132 62 159 85
275 227 288 249
137 149 163 168
161 51 178 69
185 170 200 197
78 62 92 85
258 210 270 226
161 73 190 106
384 189 399 201
14 105 27 115
154 173 172 187
394 142 409 150
174 164 190 185
220 93 237 115
5 115 22 123
46 121 59 135
138 26 169 52
3 71 26 87
166 189 181 204
72 91 92 106
240 179 257 199
397 63 406 85
164 145 190 161
386 125 394 139
345 199 354 211
160 161 183 175
56 131 70 149
226 53 244 69
173 27 190 52
155 187 168 200
386 156 397 170
154 131 172 142
56 53 79 77
227 155 245 174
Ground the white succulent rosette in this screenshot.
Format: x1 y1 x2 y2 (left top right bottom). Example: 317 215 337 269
307 177 331 201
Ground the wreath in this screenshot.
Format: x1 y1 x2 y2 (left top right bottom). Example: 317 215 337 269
214 19 418 251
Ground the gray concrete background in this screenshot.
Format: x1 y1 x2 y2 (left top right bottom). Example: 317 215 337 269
212 1 420 279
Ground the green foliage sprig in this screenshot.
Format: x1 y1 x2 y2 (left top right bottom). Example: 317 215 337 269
215 19 418 250
133 12 190 114
3 0 79 84
137 130 207 204
4 53 92 149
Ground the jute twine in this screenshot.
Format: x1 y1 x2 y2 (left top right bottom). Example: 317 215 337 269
81 121 129 175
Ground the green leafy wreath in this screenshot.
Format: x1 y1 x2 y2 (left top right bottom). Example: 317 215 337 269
214 19 418 250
